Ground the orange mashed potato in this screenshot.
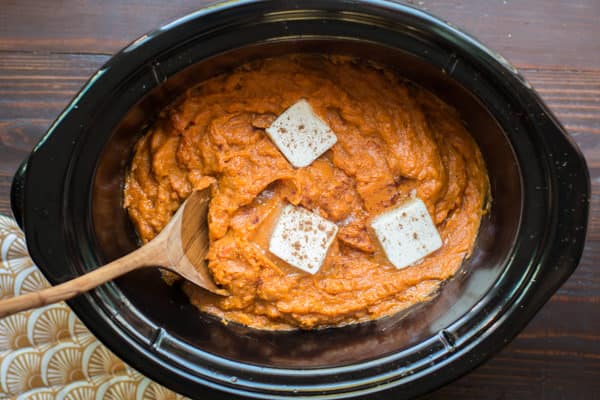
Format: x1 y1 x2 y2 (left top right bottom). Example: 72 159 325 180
124 55 489 330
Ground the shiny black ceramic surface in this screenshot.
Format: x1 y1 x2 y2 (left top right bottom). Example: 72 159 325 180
11 1 589 398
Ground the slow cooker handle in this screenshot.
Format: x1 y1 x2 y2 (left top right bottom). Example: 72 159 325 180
10 158 28 229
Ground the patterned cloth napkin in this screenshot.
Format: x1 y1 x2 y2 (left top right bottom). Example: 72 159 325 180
0 215 186 399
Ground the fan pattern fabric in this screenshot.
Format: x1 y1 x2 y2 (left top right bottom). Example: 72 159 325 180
0 215 186 399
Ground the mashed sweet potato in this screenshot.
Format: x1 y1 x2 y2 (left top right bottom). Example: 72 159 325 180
124 55 489 330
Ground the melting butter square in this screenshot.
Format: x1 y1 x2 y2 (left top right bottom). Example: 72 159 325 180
266 99 338 168
371 198 442 270
269 204 338 274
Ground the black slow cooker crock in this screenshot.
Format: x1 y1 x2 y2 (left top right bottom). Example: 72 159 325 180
10 0 589 398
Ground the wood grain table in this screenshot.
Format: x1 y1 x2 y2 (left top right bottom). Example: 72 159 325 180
1 1 598 398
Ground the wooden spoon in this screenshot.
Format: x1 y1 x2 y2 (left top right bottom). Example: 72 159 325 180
0 187 228 318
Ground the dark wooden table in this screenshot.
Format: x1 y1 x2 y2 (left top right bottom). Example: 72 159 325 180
1 1 598 398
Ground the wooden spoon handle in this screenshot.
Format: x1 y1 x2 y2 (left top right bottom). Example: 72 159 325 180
0 239 165 318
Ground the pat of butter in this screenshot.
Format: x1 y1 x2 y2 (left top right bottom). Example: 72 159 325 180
269 204 338 274
371 198 442 270
266 99 338 168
